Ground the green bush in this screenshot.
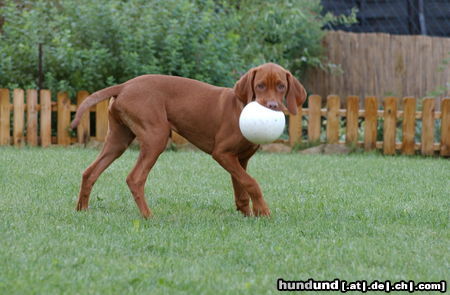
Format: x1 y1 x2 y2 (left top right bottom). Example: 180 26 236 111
228 0 355 76
0 0 354 97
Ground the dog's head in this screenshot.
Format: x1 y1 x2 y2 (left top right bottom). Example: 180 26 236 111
233 63 307 115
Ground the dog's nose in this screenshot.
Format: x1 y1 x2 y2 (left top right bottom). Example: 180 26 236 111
266 101 279 110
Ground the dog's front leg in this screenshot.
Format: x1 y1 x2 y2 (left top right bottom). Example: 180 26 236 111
231 175 252 216
213 152 270 216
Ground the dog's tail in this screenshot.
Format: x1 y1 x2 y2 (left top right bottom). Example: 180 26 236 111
70 84 124 129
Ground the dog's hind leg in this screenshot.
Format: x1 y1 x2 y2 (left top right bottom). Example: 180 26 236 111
76 114 135 211
126 126 170 218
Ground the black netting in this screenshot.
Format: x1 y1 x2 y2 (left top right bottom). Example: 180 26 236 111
322 0 450 37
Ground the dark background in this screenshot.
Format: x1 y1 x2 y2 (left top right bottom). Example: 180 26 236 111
322 0 450 37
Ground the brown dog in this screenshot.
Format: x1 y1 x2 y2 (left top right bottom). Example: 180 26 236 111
71 63 307 218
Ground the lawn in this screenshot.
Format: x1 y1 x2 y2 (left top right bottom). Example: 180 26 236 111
0 147 448 294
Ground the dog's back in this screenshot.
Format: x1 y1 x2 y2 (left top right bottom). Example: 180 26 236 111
112 75 242 153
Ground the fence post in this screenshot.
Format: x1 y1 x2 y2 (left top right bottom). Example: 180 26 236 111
96 99 109 141
364 96 378 151
307 95 321 142
289 106 302 146
383 97 397 155
401 97 416 155
440 98 450 156
346 96 359 144
0 89 10 145
326 95 340 144
40 90 51 147
26 89 38 146
76 91 90 144
421 98 435 156
13 89 25 147
57 92 71 145
172 131 188 145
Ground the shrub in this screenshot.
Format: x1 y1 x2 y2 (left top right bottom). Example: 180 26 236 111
0 0 354 97
228 0 355 77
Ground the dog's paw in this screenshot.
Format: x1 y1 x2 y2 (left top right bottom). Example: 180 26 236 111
76 201 88 211
252 206 271 217
141 208 153 219
236 204 252 217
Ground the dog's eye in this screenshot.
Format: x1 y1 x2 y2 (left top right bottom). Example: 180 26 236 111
256 84 265 90
277 84 286 91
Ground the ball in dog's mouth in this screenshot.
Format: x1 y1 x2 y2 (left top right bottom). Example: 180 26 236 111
239 101 286 144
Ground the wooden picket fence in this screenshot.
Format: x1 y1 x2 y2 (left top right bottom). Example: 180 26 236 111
287 95 450 156
0 89 108 146
0 88 449 156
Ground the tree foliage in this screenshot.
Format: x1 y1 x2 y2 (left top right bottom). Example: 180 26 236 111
0 0 355 95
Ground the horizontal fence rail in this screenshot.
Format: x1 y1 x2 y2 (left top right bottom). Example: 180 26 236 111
0 88 449 156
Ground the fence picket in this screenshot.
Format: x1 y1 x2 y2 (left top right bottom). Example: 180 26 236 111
13 89 24 147
0 89 10 145
96 99 109 141
401 97 416 155
76 91 90 144
346 96 359 144
26 89 38 146
57 92 71 146
383 97 397 155
40 90 51 147
326 95 340 143
364 96 378 151
440 98 450 156
421 98 435 156
307 95 321 142
289 106 302 146
172 131 188 145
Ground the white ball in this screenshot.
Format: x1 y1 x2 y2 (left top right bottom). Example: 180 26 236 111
239 101 286 144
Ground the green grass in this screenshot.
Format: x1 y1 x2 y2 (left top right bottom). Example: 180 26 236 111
0 147 449 294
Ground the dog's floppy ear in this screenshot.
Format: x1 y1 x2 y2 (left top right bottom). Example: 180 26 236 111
233 68 257 104
285 72 307 115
